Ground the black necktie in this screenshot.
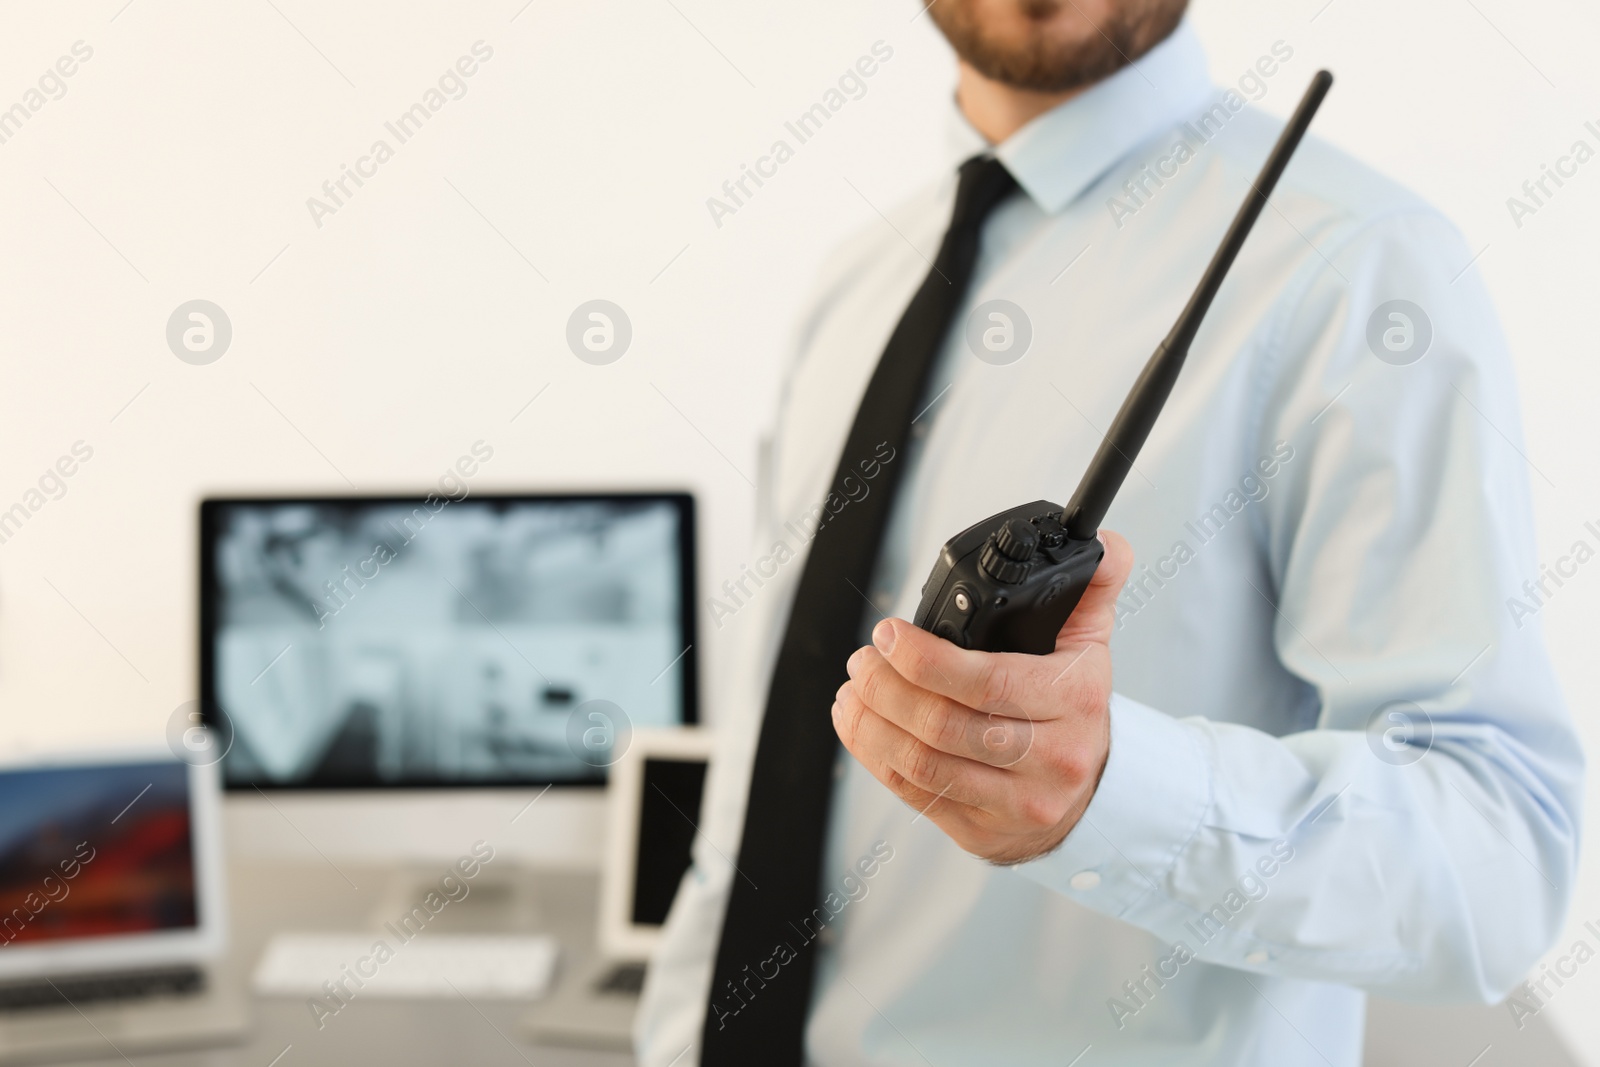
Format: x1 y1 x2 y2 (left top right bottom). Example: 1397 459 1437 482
700 156 1019 1065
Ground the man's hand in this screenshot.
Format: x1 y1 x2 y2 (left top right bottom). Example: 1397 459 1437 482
832 530 1133 865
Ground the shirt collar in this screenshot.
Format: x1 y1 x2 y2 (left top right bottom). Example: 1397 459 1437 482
946 20 1213 214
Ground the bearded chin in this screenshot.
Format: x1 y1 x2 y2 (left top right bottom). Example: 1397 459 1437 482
929 0 1187 95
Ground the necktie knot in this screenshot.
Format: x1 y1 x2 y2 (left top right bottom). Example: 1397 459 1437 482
953 154 1019 232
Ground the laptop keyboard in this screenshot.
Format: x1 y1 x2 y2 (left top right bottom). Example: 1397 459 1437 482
0 966 204 1013
593 962 647 996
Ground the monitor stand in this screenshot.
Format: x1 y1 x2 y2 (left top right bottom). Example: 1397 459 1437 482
364 864 544 935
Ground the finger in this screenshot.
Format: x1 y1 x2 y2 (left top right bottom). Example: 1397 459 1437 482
866 616 1061 717
829 714 992 837
1057 529 1133 646
831 686 1011 809
842 650 1034 766
830 689 946 813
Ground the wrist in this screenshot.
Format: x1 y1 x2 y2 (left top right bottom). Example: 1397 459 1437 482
989 701 1111 867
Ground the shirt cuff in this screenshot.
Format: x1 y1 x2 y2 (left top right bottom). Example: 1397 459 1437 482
1013 692 1212 919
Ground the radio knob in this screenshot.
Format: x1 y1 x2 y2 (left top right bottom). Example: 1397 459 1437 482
980 520 1037 584
994 518 1037 561
1033 513 1068 549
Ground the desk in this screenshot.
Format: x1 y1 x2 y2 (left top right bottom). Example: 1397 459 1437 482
45 860 1580 1067
55 860 632 1067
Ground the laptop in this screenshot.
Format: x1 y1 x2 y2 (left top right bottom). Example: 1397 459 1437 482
0 748 247 1063
521 727 712 1049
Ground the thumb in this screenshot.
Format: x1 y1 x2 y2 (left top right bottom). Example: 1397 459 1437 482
1056 529 1133 647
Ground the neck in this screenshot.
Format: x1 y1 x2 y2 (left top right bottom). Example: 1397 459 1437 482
955 61 1083 145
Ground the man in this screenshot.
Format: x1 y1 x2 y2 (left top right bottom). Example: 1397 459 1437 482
638 1 1584 1063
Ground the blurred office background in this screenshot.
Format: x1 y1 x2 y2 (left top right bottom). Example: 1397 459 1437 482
1 0 1597 1061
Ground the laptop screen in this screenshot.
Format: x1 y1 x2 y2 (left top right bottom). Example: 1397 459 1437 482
201 493 697 789
631 756 708 927
0 760 198 947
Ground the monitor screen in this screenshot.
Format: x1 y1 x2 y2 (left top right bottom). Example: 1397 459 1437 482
0 760 198 946
201 494 697 789
630 756 708 927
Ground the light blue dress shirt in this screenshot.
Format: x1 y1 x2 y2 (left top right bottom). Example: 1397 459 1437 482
637 22 1583 1067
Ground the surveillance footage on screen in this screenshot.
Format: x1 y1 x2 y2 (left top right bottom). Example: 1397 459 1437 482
209 497 687 788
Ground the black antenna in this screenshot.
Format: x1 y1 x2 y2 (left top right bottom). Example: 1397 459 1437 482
1061 70 1333 540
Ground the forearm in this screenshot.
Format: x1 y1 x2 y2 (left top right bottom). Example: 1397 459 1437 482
1018 694 1580 1001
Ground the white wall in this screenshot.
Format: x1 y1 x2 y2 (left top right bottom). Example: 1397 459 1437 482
1 0 1596 1059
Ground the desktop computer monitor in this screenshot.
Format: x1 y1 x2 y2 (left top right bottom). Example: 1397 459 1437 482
199 493 696 790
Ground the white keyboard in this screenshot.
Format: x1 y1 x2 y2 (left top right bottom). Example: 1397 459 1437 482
252 933 558 999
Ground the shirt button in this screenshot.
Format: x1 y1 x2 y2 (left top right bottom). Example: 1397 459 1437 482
818 926 838 946
1069 870 1101 891
1244 950 1270 965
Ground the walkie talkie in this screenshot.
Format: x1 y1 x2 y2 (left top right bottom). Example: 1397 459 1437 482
913 71 1333 655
